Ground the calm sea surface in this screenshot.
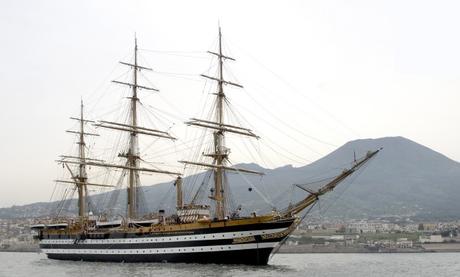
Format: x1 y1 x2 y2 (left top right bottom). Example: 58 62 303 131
0 252 459 277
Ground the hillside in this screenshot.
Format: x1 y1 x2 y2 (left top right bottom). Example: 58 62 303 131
2 136 460 221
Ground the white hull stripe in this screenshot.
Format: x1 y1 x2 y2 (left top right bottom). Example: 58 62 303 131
40 228 288 245
42 242 278 255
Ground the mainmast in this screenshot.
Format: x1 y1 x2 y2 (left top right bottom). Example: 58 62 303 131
126 38 141 219
180 27 263 220
56 38 180 220
214 27 226 220
91 36 181 220
77 100 88 218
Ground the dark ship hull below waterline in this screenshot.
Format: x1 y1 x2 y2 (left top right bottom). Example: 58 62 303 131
38 219 294 265
46 247 275 265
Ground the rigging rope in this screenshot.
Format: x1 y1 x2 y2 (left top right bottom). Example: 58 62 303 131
231 42 361 139
227 161 275 209
269 201 318 261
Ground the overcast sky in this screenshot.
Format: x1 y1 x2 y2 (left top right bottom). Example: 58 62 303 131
1 0 459 207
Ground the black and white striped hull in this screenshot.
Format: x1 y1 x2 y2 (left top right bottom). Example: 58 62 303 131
39 220 294 265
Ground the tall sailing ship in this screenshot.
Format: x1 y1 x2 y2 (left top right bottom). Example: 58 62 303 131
31 28 379 265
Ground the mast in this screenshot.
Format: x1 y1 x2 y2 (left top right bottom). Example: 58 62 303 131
56 101 100 218
89 36 181 220
77 100 87 218
214 27 225 219
56 38 181 220
181 27 263 220
127 37 140 219
175 176 183 209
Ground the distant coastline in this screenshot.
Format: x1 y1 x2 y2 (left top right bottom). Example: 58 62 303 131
278 243 460 253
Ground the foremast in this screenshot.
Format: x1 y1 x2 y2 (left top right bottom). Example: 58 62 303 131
180 27 263 220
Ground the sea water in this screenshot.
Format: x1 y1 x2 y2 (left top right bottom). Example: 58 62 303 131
0 252 459 277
